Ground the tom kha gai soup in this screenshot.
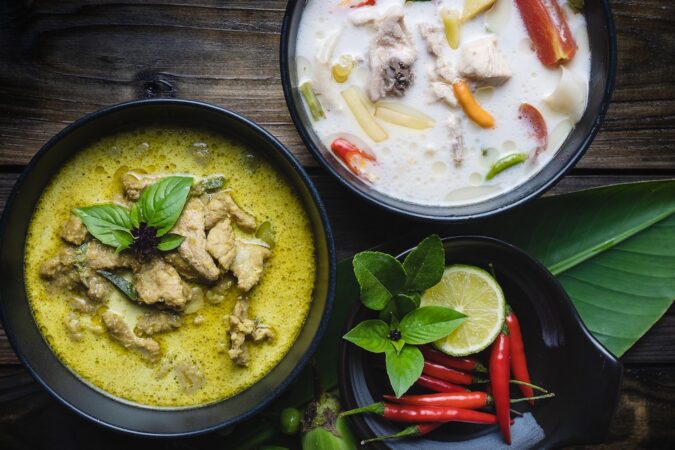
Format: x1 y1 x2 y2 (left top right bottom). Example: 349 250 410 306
296 0 590 206
24 126 316 407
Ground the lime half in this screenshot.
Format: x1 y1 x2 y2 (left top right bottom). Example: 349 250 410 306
420 265 505 356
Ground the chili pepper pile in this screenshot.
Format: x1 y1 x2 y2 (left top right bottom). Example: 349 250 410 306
341 308 555 446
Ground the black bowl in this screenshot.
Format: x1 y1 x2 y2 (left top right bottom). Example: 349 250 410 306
338 236 622 448
280 2 616 222
0 99 336 436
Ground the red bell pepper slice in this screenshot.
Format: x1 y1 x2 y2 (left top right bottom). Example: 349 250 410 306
518 103 548 155
515 0 577 66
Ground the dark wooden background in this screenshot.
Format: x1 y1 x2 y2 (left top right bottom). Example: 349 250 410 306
0 0 674 448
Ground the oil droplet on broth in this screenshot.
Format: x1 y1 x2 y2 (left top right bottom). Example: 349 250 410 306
502 140 517 152
469 172 483 186
432 161 447 175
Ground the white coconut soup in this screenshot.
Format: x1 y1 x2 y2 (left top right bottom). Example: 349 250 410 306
295 0 590 206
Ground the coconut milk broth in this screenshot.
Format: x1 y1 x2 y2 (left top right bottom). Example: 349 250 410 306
296 0 590 206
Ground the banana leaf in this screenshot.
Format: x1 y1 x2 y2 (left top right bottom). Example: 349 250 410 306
464 180 675 356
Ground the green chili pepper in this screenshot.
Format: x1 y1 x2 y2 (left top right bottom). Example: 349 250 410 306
486 152 529 180
299 82 325 121
280 407 301 435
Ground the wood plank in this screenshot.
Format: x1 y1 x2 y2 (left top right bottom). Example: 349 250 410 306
0 0 673 169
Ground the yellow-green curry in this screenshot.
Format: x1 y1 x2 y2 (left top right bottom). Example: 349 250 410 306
24 126 316 407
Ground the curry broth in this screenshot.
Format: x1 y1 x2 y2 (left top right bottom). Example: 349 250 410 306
24 126 316 407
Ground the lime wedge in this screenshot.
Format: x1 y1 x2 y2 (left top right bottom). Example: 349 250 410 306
420 264 505 356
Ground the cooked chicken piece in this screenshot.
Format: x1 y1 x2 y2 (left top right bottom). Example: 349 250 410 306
366 10 417 102
64 312 83 341
78 267 114 303
231 241 271 292
68 295 98 314
458 36 512 86
204 191 257 231
39 247 81 291
227 298 274 367
102 311 160 361
447 114 465 165
419 23 446 57
174 360 205 394
60 214 88 245
163 252 202 282
134 258 188 310
120 171 162 200
206 218 237 271
173 198 220 282
135 311 182 336
429 81 458 107
84 240 140 271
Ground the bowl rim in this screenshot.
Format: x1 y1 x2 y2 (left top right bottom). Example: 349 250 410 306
0 98 337 437
337 235 623 448
279 1 618 222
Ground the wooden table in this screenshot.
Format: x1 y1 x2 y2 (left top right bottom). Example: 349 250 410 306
0 1 673 448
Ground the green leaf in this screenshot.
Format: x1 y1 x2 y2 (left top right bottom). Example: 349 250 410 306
111 229 134 253
157 233 185 251
97 270 138 301
138 176 193 236
453 180 675 356
353 251 406 311
129 202 142 228
390 339 406 355
378 293 419 322
385 345 424 398
399 306 466 345
343 320 390 353
73 204 132 248
402 234 445 291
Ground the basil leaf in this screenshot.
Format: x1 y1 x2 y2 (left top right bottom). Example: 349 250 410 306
111 229 134 254
403 234 445 292
97 270 138 301
343 319 390 353
73 204 132 248
129 202 142 228
138 176 193 236
353 251 406 311
379 293 419 322
400 306 466 345
391 339 405 355
385 345 424 398
157 233 185 251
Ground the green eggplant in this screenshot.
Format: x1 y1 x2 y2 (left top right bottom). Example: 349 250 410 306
301 392 356 450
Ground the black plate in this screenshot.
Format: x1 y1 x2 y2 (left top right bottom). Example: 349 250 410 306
280 2 617 222
338 236 622 449
0 99 336 436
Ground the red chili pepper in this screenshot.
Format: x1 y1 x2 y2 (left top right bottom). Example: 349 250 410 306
361 423 443 445
350 0 376 8
330 138 376 176
422 361 485 386
421 345 487 373
490 330 512 445
514 0 577 66
506 306 535 404
384 392 555 409
518 103 548 156
341 402 497 424
416 374 469 393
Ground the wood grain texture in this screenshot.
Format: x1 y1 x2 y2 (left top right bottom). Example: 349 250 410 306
0 0 674 169
0 0 673 448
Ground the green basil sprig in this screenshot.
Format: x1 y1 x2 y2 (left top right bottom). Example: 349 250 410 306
74 176 192 254
345 235 466 397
